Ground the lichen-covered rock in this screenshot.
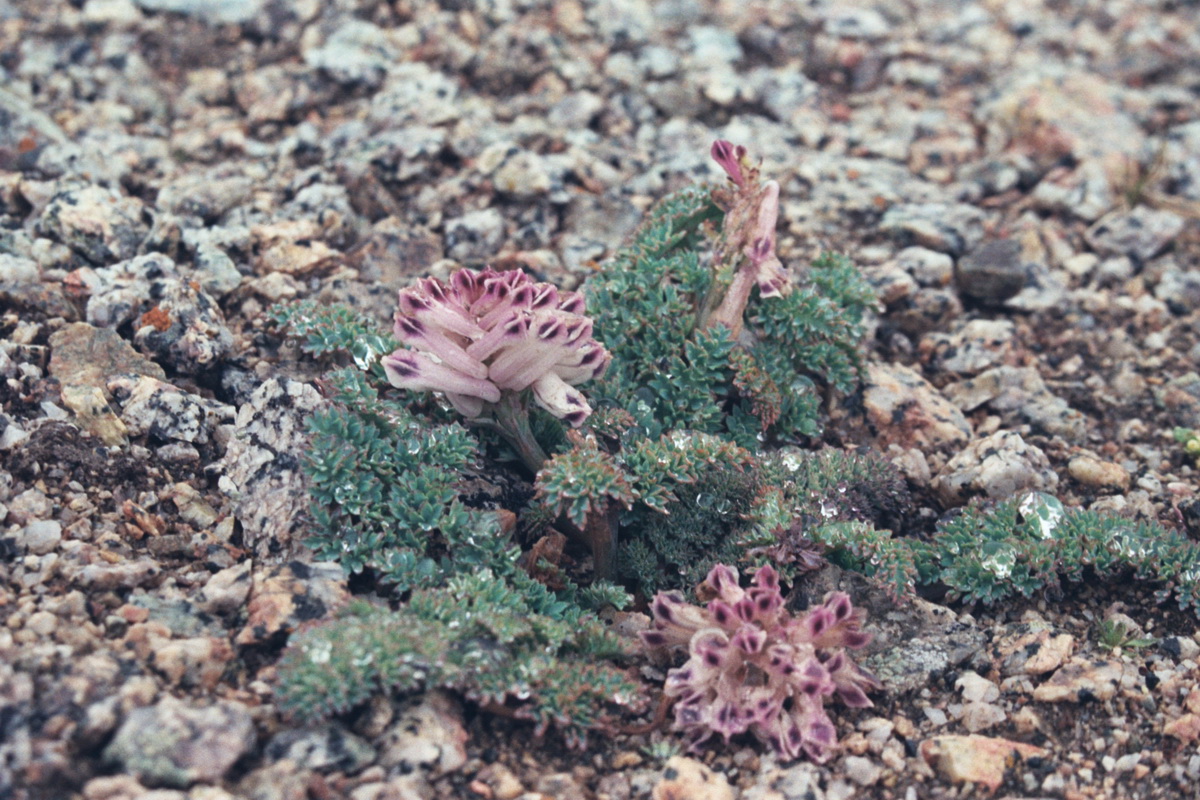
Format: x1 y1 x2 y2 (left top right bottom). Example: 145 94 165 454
378 691 469 777
38 185 149 265
103 696 256 788
215 378 323 560
941 366 1086 443
108 374 234 446
921 319 1016 376
234 561 348 645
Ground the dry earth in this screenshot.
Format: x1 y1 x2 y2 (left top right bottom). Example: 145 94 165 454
3 0 1200 799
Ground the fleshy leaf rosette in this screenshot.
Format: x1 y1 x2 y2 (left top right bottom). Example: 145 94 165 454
641 564 881 763
383 267 610 431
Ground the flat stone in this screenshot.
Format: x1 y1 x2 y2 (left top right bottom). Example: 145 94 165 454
862 362 971 451
378 691 469 778
933 430 1058 506
104 696 256 788
1068 455 1131 490
1086 206 1185 262
235 561 348 646
919 735 1046 793
880 203 985 256
38 185 149 265
941 366 1086 443
21 519 62 555
214 378 324 561
196 562 252 616
1032 657 1138 703
265 724 376 773
921 319 1016 376
651 756 735 800
108 374 234 446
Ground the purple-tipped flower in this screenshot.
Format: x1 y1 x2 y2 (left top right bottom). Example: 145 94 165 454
383 268 610 429
641 564 881 763
705 143 793 335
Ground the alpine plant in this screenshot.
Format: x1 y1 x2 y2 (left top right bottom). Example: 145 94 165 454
382 267 611 470
641 564 881 763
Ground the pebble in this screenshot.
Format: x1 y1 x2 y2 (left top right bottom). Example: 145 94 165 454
921 319 1016 375
933 430 1059 505
919 735 1046 793
942 366 1086 442
861 362 971 451
234 561 348 646
652 756 734 800
1086 206 1185 262
377 692 468 777
104 696 256 788
880 203 985 256
841 755 881 786
108 375 234 446
1033 658 1137 703
37 185 149 265
265 724 375 773
20 520 62 556
444 208 506 263
955 239 1027 304
1068 454 1131 490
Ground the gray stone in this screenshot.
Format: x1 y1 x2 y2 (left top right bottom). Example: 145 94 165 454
214 379 324 561
378 691 468 777
38 185 149 266
104 696 256 788
955 239 1026 304
265 724 375 773
1086 206 1185 262
895 246 954 288
942 366 1086 443
862 362 971 451
367 63 461 128
196 562 252 616
922 319 1016 376
109 374 234 445
933 430 1059 505
132 0 264 24
21 520 61 555
444 208 505 263
192 244 244 299
303 20 396 88
881 202 985 256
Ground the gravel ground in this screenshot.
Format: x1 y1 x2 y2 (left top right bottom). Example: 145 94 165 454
2 0 1200 798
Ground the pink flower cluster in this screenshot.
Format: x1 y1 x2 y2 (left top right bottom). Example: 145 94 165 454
382 268 610 426
641 564 880 763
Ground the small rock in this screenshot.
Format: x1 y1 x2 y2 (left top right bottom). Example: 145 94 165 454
21 519 62 555
862 362 971 451
1161 636 1200 662
1032 657 1138 703
235 561 348 646
652 756 734 800
955 239 1026 304
1086 206 1185 262
919 734 1046 793
265 724 375 773
378 691 468 777
38 185 149 265
992 622 1075 677
881 203 985 256
921 319 1016 375
841 755 881 787
941 366 1086 443
955 671 999 703
132 0 264 24
214 378 324 561
196 562 252 616
104 696 256 788
303 19 396 88
933 430 1058 505
444 208 505 263
109 375 234 446
895 246 953 287
1068 455 1130 490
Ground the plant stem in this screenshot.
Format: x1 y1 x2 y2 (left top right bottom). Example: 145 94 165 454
492 391 549 474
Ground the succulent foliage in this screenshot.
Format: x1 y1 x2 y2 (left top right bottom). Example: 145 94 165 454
586 180 874 447
912 492 1200 614
277 571 639 748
